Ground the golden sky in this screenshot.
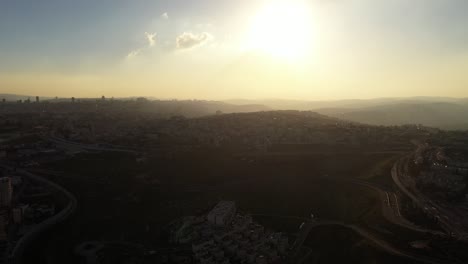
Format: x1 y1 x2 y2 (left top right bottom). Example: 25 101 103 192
1 0 468 99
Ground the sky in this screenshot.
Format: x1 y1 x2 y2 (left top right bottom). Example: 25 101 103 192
1 0 468 100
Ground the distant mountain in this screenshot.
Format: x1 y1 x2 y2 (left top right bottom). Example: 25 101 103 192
224 97 468 110
4 94 468 129
145 100 271 117
225 99 317 110
224 97 468 130
316 102 468 130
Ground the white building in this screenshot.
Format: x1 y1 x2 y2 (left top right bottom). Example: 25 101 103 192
207 201 236 227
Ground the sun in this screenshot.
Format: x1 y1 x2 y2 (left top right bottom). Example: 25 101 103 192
246 0 313 60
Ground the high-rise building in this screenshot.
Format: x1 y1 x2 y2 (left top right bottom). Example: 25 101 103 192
36 96 39 103
71 97 75 103
0 177 12 208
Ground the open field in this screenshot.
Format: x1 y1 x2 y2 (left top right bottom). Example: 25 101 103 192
23 147 419 263
302 225 418 264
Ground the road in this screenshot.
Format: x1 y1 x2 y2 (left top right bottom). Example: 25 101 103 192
319 175 440 236
392 153 468 240
253 170 451 264
0 164 77 264
285 218 444 264
47 134 140 154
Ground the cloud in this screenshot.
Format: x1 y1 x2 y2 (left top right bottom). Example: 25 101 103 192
145 32 156 47
161 12 169 20
176 32 213 49
125 31 157 58
126 49 141 59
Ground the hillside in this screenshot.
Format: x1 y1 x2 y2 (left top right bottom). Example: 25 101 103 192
225 98 468 130
316 102 468 130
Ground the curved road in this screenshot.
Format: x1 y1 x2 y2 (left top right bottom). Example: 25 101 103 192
318 175 442 236
0 165 77 264
253 213 445 264
253 170 452 264
305 221 445 264
392 153 468 240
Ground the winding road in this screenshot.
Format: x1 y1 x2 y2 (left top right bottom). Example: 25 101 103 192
392 153 468 240
293 220 445 264
0 164 77 264
254 169 452 264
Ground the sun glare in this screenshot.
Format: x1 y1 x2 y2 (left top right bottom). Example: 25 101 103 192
246 0 313 60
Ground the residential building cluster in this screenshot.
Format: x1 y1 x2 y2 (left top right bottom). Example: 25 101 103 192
170 201 288 264
2 100 435 152
414 145 468 201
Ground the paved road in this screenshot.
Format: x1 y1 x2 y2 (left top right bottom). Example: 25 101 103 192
0 164 77 264
319 175 440 236
391 153 468 240
285 218 445 264
253 170 451 264
47 135 140 154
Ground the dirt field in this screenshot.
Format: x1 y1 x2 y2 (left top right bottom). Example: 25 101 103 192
27 147 403 263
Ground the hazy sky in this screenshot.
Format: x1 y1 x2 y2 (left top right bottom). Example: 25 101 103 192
1 0 468 99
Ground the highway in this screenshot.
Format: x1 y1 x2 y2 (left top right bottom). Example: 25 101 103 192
47 134 140 154
286 218 445 264
0 164 77 264
254 172 451 264
318 175 440 236
391 153 468 240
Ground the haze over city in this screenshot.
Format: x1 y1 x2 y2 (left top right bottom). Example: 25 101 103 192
2 1 468 264
2 0 468 99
